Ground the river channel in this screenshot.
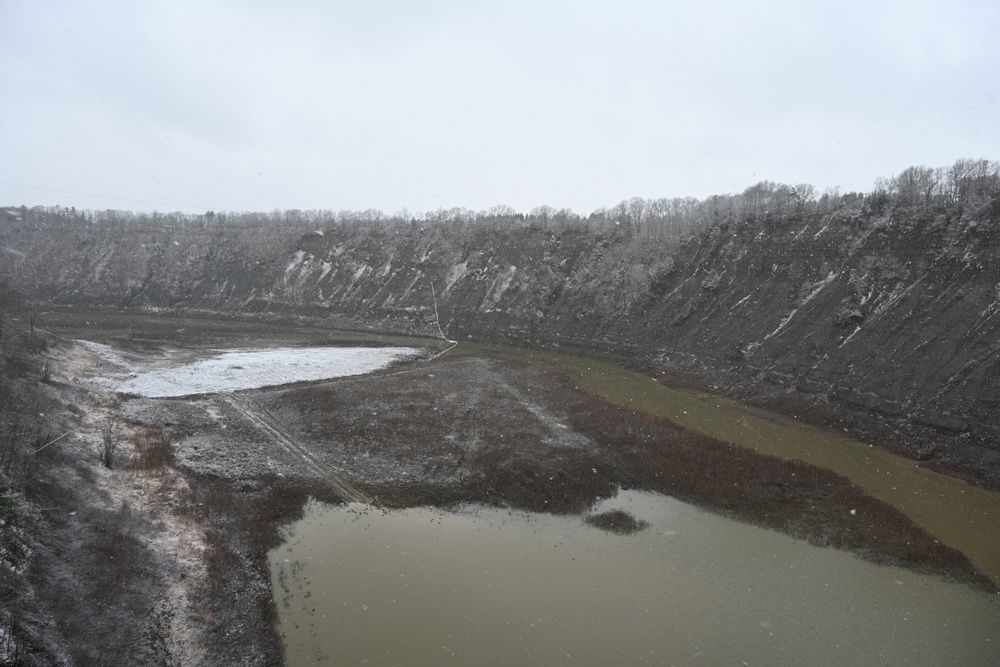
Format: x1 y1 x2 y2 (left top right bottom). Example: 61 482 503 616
270 344 1000 666
549 351 1000 585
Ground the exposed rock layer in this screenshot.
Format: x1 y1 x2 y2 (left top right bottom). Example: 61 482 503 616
3 201 998 476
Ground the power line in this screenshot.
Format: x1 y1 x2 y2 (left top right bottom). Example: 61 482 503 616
0 181 211 211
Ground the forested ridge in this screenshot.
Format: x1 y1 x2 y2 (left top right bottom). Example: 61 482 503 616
3 158 1000 481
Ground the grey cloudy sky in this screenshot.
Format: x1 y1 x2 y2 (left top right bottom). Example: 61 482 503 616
2 0 998 215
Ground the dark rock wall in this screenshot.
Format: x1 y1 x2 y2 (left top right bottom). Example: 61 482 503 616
2 204 998 452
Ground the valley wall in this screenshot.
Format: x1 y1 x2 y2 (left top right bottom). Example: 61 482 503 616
2 199 999 480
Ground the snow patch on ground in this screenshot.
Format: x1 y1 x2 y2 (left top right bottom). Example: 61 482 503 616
481 265 518 311
443 260 468 294
763 270 839 341
81 344 423 397
284 250 306 282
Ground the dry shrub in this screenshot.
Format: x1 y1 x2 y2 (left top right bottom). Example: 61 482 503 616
128 425 175 471
98 411 122 468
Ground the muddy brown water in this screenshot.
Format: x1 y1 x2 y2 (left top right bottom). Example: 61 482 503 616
447 342 1000 586
543 351 1000 586
271 343 1000 666
272 492 1000 666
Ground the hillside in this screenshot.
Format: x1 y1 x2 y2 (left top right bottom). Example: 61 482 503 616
3 162 999 483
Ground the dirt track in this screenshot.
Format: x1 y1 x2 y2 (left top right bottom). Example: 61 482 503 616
219 392 373 504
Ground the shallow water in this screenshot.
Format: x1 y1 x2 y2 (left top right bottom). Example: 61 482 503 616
547 353 1000 585
452 343 1000 585
272 491 1000 666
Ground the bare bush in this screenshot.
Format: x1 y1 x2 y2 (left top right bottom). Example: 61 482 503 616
127 425 174 471
98 412 122 468
0 385 46 493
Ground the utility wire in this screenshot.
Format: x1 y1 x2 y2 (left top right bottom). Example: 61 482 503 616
0 181 211 211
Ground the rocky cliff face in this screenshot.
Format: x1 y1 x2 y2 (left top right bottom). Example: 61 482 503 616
2 199 998 476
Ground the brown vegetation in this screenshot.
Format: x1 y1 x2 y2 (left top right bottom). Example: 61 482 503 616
178 473 309 667
584 509 649 534
127 425 175 471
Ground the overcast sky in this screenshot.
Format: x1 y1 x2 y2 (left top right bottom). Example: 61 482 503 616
2 0 998 215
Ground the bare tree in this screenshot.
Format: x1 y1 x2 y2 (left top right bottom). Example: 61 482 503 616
947 158 1000 204
892 165 941 206
98 412 122 468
